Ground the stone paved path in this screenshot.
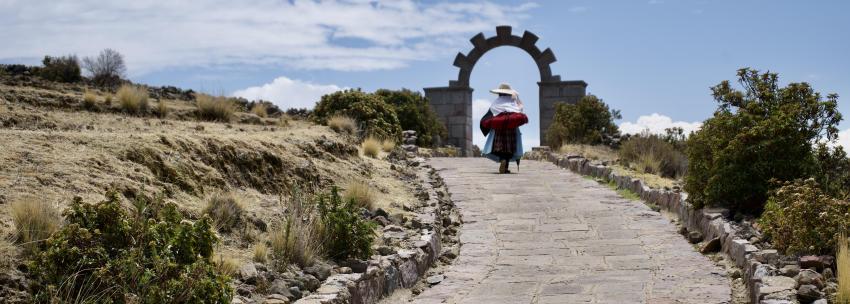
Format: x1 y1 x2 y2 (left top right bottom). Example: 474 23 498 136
412 158 730 304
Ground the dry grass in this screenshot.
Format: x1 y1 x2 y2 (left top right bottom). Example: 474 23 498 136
212 253 239 277
0 236 17 270
156 100 168 118
11 198 60 254
343 181 375 210
362 137 381 158
328 115 357 134
82 90 97 109
253 242 269 263
196 94 236 122
270 190 322 268
381 139 396 152
116 84 149 114
104 94 113 105
839 233 850 304
251 103 268 118
558 144 619 162
635 151 663 174
204 192 245 233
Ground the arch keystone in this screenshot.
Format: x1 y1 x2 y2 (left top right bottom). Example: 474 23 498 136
520 31 539 50
470 33 489 51
496 25 512 40
537 48 557 65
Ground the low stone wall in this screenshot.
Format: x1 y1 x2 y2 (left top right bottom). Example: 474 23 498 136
295 166 452 304
527 150 801 304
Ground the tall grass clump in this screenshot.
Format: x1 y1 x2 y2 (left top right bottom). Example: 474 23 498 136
82 90 97 110
327 115 358 134
156 99 169 118
11 199 60 254
253 242 269 263
212 253 239 277
361 137 381 158
116 84 149 114
196 94 236 122
381 139 396 152
270 189 321 268
838 233 850 304
251 103 268 118
204 192 245 233
343 181 375 210
619 132 687 178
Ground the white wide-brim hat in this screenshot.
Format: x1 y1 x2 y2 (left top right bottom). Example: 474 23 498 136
490 83 518 95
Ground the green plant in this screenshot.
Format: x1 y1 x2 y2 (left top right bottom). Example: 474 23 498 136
685 68 842 213
327 115 358 134
196 94 236 122
361 137 381 158
204 192 245 233
11 198 60 254
759 179 850 255
40 55 82 83
619 133 687 178
317 188 376 261
343 181 375 210
374 89 446 147
28 191 232 303
545 95 621 146
813 144 850 200
312 89 401 140
116 84 149 114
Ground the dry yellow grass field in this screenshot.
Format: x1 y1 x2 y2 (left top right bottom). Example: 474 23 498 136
557 144 677 189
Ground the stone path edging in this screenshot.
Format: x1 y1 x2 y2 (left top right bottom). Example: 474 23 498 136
527 150 795 303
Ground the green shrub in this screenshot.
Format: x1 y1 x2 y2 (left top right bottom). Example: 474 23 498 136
317 188 376 261
375 89 446 147
813 144 850 200
545 95 621 146
619 132 687 178
196 94 237 122
685 68 842 213
39 55 82 83
28 192 232 303
116 84 149 114
313 89 401 140
759 179 850 255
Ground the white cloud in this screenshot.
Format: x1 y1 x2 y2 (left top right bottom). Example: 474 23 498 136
0 0 535 75
837 129 850 151
232 76 343 110
619 113 702 135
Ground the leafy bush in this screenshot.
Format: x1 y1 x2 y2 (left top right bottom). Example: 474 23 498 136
813 144 850 200
204 192 245 233
28 192 232 303
361 137 381 158
759 179 850 255
328 115 358 134
317 188 375 261
375 89 446 147
619 132 687 178
270 188 321 268
343 181 375 210
83 48 126 87
40 55 81 83
196 94 237 122
116 84 149 114
313 90 401 140
11 199 60 254
545 95 621 146
685 68 842 213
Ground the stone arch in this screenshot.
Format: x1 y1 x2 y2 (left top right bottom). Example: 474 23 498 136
424 25 587 156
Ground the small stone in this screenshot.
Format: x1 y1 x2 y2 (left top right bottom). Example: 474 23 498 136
300 274 320 291
797 284 823 303
377 246 397 256
755 249 780 265
304 263 332 281
372 215 390 226
343 259 368 273
687 231 703 244
800 256 826 271
779 265 800 277
288 286 302 300
374 208 389 218
383 225 404 232
812 299 828 304
269 280 294 298
426 274 444 285
337 267 352 274
677 226 688 235
796 269 825 289
263 294 291 304
700 237 722 253
240 263 259 284
727 268 743 279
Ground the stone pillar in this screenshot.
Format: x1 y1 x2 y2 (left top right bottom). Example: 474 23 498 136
538 80 587 146
424 86 473 156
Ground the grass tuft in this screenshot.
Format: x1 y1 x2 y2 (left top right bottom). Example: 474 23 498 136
156 100 169 118
11 198 60 254
343 181 375 210
204 192 245 233
361 137 381 158
328 115 357 134
251 103 268 118
82 90 97 110
558 144 618 162
381 139 396 152
116 84 149 114
212 253 239 278
270 189 321 268
253 242 269 263
196 94 236 122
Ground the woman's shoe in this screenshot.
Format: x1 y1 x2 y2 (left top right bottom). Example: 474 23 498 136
499 160 508 174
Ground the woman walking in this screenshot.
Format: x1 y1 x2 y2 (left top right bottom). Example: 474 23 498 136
480 83 528 174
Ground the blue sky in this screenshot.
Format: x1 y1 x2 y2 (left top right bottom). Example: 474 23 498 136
3 0 849 148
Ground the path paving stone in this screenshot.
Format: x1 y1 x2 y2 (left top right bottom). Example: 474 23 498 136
412 159 730 304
